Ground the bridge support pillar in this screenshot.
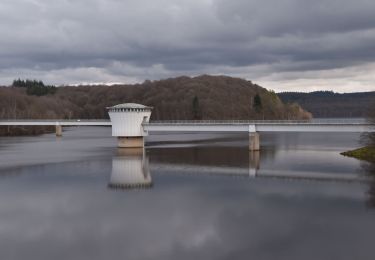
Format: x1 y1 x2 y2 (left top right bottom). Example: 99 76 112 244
249 132 260 151
118 137 144 148
56 125 62 137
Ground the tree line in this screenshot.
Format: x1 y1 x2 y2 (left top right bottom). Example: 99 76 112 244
12 79 57 96
279 91 375 118
0 75 312 135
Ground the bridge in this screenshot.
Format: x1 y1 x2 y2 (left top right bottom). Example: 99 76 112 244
1 118 373 150
0 118 370 131
0 103 374 150
143 119 372 132
0 119 111 126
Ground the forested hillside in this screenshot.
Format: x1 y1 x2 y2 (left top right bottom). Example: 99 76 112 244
278 91 375 118
0 75 311 135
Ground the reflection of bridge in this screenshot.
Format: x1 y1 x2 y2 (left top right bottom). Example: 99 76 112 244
151 164 370 183
109 148 371 189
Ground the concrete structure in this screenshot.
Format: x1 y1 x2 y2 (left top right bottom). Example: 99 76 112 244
55 125 62 137
0 119 111 136
109 148 152 190
0 120 111 126
0 103 374 151
249 133 260 151
143 119 374 150
248 125 260 151
144 119 373 133
107 103 152 148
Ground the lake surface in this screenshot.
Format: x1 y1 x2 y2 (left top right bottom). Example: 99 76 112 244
0 127 374 260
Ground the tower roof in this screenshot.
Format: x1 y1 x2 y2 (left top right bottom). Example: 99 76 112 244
107 103 152 110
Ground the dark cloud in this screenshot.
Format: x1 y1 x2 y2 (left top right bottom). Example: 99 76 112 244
0 0 375 91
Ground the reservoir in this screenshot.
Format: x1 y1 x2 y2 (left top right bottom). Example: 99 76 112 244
0 126 374 259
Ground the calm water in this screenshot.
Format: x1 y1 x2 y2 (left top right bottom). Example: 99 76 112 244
0 127 374 260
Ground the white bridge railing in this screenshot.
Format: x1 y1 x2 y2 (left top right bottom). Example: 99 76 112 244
0 119 110 122
143 119 374 133
0 118 369 124
147 119 368 125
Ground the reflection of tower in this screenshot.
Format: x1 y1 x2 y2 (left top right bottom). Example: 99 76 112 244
249 151 260 177
108 148 152 190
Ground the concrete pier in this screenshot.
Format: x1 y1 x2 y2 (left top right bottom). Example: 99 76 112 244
118 137 144 148
249 132 260 151
56 125 62 137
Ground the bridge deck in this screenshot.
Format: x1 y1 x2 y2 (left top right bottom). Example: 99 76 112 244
0 119 373 132
0 120 111 126
144 120 374 132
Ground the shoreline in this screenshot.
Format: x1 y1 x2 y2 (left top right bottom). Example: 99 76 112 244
341 146 375 163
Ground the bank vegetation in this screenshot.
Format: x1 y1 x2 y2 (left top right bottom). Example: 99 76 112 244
341 101 375 163
0 75 312 135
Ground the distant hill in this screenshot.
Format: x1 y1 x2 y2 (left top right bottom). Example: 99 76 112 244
278 91 375 118
0 75 311 135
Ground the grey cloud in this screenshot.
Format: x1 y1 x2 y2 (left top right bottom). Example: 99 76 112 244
0 0 375 91
213 0 375 36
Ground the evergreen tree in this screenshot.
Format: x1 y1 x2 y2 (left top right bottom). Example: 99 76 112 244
192 96 201 120
12 79 26 88
253 94 262 113
12 79 56 96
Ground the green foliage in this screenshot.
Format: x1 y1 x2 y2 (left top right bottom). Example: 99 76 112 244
341 147 375 163
268 90 279 103
253 94 262 112
341 101 375 163
12 78 28 88
12 79 56 96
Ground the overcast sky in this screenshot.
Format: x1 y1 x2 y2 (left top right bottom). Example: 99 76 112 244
1 0 375 92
